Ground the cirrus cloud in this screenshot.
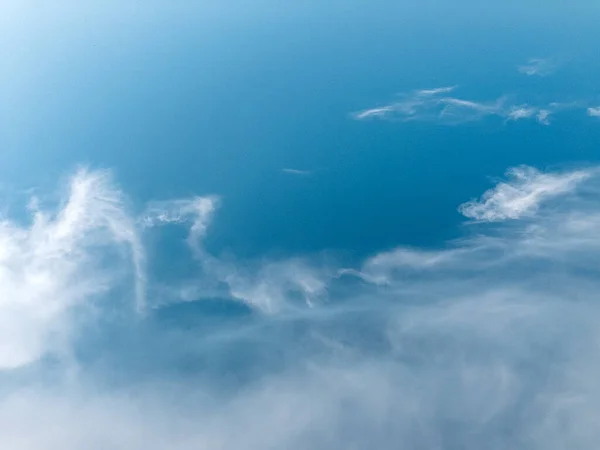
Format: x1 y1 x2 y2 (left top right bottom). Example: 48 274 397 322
352 87 575 126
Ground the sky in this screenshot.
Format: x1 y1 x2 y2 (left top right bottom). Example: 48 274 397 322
2 1 600 449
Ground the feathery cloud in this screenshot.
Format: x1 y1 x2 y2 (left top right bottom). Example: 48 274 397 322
0 168 144 370
282 168 313 176
518 57 561 77
353 87 569 126
458 165 591 222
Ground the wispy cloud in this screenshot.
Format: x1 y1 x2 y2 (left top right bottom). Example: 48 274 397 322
4 165 600 448
353 106 395 120
358 86 454 120
353 87 570 126
352 86 503 124
142 196 219 254
142 196 330 313
458 165 591 222
518 57 561 77
438 96 505 123
0 168 144 370
282 168 313 176
588 107 600 117
506 105 553 125
415 86 457 96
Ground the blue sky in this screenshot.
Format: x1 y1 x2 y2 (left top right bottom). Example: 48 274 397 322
2 1 600 449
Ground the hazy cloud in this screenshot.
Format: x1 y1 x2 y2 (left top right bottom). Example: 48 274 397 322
588 107 600 117
3 165 600 449
518 57 561 77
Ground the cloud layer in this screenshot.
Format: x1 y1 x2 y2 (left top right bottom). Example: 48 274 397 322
3 165 600 448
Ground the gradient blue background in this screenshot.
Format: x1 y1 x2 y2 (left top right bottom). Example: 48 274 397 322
2 1 600 259
3 3 600 448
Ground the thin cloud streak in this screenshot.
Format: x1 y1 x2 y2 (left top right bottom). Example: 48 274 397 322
282 168 313 176
459 166 591 222
353 87 574 126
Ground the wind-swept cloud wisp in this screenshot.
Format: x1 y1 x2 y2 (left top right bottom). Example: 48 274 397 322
352 87 571 126
518 57 561 77
282 168 313 176
459 165 591 221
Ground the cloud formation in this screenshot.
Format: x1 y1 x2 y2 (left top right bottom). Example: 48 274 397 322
3 165 600 449
459 165 591 221
0 168 144 370
588 107 600 117
282 168 313 176
506 105 552 125
518 57 561 77
353 87 569 125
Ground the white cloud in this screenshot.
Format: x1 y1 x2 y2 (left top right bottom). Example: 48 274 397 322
3 165 600 449
352 87 504 124
415 86 457 96
458 165 591 222
588 107 600 117
143 196 218 254
438 97 505 123
518 57 560 77
221 259 329 311
0 168 144 370
353 106 395 120
507 106 536 120
506 105 554 125
536 109 551 125
142 196 330 313
282 168 312 176
353 87 570 126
